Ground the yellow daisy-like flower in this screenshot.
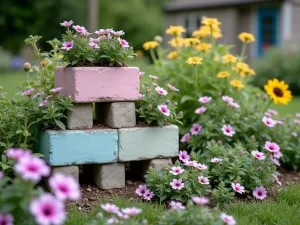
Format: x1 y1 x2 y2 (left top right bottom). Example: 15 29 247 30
222 54 237 64
192 25 222 39
135 50 144 57
217 71 231 78
214 56 220 62
186 57 203 65
238 32 255 43
201 17 221 27
235 62 256 77
183 38 200 47
168 37 184 48
166 26 186 36
195 43 212 52
230 79 245 90
167 51 178 59
143 41 159 50
264 78 292 104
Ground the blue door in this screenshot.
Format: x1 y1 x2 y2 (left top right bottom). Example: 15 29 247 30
257 8 279 56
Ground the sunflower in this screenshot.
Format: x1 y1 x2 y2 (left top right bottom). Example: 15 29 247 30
186 57 203 65
264 79 292 104
143 41 159 50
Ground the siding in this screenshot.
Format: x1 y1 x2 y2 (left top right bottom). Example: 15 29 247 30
291 0 300 50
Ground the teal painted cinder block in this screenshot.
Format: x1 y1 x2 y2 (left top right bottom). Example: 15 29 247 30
38 129 118 166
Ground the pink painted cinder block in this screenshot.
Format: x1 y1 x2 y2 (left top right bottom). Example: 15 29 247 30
55 66 140 103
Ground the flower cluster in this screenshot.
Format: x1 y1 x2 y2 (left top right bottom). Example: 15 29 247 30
60 20 135 66
0 148 80 225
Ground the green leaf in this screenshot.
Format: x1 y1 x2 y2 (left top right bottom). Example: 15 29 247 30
33 153 45 158
180 95 195 104
54 120 66 130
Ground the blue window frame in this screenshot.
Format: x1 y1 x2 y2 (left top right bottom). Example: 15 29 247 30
257 8 279 56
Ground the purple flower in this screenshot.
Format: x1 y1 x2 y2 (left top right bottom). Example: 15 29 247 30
222 96 234 103
178 150 190 162
169 166 184 175
50 87 63 93
190 123 202 135
22 88 35 96
119 39 130 48
170 179 184 190
136 185 148 197
262 116 276 127
60 20 73 27
143 190 154 200
222 124 235 137
157 105 170 116
0 214 14 225
265 141 280 153
180 133 190 143
192 196 209 205
169 201 186 210
167 84 179 92
195 106 206 114
198 176 209 185
101 203 119 214
112 30 125 37
89 42 100 49
198 96 212 103
61 41 74 51
121 207 142 216
231 183 245 194
6 148 31 160
220 213 236 225
73 25 87 34
89 37 100 42
253 186 267 200
39 100 48 107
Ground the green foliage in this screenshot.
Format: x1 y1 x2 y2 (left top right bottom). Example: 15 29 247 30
136 82 182 127
0 46 12 71
253 47 300 96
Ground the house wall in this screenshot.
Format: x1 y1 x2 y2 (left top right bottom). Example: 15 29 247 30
290 0 300 50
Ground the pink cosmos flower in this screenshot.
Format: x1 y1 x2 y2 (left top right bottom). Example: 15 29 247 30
101 203 120 214
178 150 190 162
273 151 283 159
30 193 66 225
157 105 170 116
117 212 129 220
194 163 208 170
192 196 209 205
50 87 63 93
107 218 118 224
149 75 158 80
270 156 280 166
184 160 197 167
265 141 280 153
139 72 145 77
222 124 235 137
198 176 209 185
32 92 42 99
143 190 154 200
169 166 184 175
274 120 284 125
22 88 35 96
180 133 190 143
267 109 278 116
61 41 74 51
6 148 31 160
253 186 267 200
89 42 100 49
211 158 223 163
39 100 48 107
170 179 184 190
14 155 50 181
198 96 212 103
294 119 300 125
251 151 266 160
73 25 87 34
296 113 300 117
264 112 272 117
95 29 110 36
0 214 14 225
195 106 206 114
119 39 129 48
231 183 245 194
155 86 168 95
60 20 73 27
135 185 147 197
190 123 202 135
121 207 142 216
222 96 234 103
220 213 236 225
169 201 186 210
89 37 100 42
83 31 92 36
262 116 276 127
292 132 297 137
229 102 240 109
49 173 81 201
272 175 282 186
167 84 179 92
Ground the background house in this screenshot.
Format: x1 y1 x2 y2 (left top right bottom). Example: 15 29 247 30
164 0 300 59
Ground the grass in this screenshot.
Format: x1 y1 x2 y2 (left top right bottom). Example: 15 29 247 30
0 70 26 98
271 97 300 116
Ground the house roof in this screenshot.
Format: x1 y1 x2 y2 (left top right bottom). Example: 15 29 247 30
164 0 284 12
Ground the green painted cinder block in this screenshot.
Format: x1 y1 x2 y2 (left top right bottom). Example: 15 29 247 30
38 129 118 166
118 125 179 161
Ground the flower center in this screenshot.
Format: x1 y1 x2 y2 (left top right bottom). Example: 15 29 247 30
27 164 38 172
42 206 53 217
225 128 230 132
162 108 167 112
58 184 69 193
257 191 262 196
273 87 284 97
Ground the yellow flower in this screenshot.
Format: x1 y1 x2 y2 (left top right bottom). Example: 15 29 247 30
166 26 186 36
57 54 64 59
135 50 144 57
264 78 292 104
235 62 256 77
217 71 231 78
230 79 245 90
201 17 221 27
168 37 184 48
167 51 178 59
192 25 222 39
222 54 237 64
183 38 200 47
238 32 255 43
186 57 203 65
195 43 212 52
143 41 159 50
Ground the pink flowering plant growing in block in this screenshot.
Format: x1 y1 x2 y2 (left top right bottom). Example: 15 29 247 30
136 78 183 127
59 21 135 66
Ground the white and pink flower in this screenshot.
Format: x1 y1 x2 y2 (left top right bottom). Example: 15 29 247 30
251 151 266 160
155 86 168 95
272 174 282 186
262 116 276 127
60 20 73 27
39 100 48 107
101 203 119 214
294 119 300 125
50 87 63 93
73 25 87 34
178 150 190 162
292 132 297 137
198 176 209 185
89 37 100 42
112 30 125 37
167 84 179 92
192 196 209 205
265 141 280 153
220 213 236 225
169 201 186 210
30 193 66 225
198 96 212 103
170 179 184 190
89 42 100 49
119 39 129 48
135 185 148 197
229 102 240 109
61 41 74 51
273 151 283 159
222 124 235 137
231 183 245 194
22 88 35 96
195 106 206 114
222 96 234 103
252 186 267 200
270 156 280 166
6 148 31 161
149 75 158 80
180 133 190 143
184 160 197 167
121 207 142 216
169 166 184 175
157 104 170 116
0 214 14 225
194 163 208 170
211 158 223 163
143 190 154 200
190 123 202 135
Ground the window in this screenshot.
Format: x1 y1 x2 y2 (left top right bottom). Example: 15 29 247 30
182 14 201 37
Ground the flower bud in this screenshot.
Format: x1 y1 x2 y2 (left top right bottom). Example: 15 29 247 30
23 130 31 137
148 104 153 108
41 60 48 67
179 111 183 116
263 94 269 100
166 100 170 104
239 149 245 155
211 140 216 144
218 92 222 96
23 62 31 72
217 140 222 145
10 98 16 104
154 35 163 43
173 102 178 106
251 135 255 140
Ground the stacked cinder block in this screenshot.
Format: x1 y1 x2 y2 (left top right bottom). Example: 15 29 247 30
38 66 179 189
